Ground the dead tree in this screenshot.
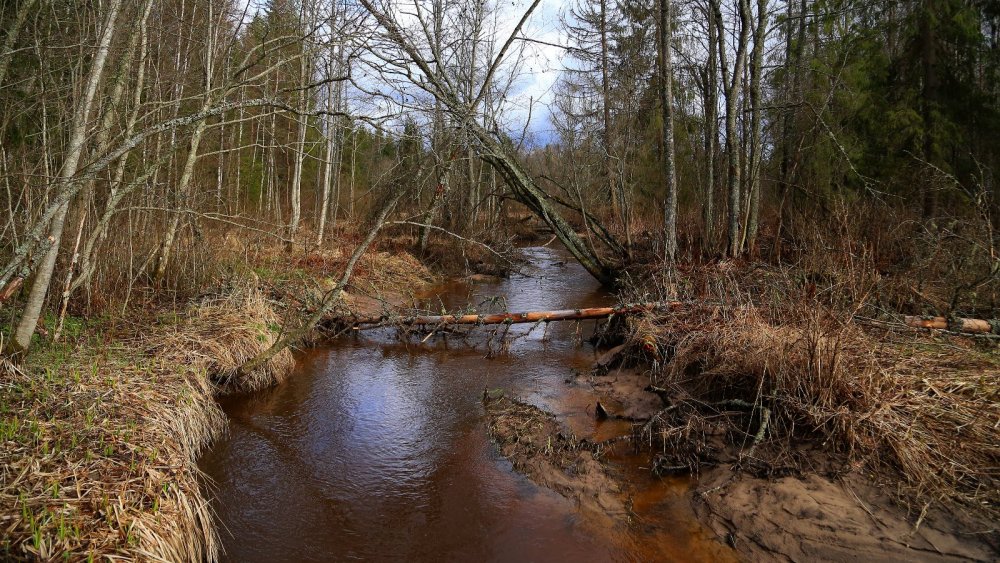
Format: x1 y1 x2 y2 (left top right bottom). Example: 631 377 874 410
359 0 622 286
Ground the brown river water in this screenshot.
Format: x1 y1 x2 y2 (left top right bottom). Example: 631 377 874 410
199 246 732 562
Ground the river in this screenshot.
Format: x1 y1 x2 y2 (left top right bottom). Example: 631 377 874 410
198 246 731 562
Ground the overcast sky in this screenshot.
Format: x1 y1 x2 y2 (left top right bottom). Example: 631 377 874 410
238 0 573 145
502 0 568 146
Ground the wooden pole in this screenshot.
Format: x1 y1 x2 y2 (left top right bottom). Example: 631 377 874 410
348 301 685 329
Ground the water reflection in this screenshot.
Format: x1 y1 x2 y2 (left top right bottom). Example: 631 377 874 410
199 246 730 562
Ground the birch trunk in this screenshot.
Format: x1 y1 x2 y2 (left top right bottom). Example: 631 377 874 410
59 0 152 313
154 0 219 279
9 0 123 353
153 103 210 281
419 0 447 252
714 0 751 257
744 0 769 250
288 23 312 249
316 58 337 246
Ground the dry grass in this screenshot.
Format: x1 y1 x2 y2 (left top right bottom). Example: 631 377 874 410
0 279 301 560
0 341 225 561
628 284 1000 518
151 281 294 393
0 229 436 560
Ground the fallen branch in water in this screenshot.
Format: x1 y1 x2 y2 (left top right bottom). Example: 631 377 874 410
344 301 685 329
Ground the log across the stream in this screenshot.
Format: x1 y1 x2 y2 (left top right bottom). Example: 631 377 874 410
347 301 685 330
343 301 999 336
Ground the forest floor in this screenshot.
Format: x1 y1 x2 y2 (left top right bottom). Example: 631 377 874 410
0 227 435 561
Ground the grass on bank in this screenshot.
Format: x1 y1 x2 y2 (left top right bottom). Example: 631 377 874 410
624 258 1000 522
1 338 225 561
0 234 434 560
1 275 320 560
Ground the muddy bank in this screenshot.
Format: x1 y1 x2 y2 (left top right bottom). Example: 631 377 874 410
485 346 1000 562
693 469 997 561
483 392 630 528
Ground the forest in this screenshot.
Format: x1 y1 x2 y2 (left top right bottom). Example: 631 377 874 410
1 0 998 559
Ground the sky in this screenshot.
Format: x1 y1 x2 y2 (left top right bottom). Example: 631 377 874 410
238 0 574 146
499 0 570 146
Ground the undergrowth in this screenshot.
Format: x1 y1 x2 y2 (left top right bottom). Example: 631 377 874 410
619 201 1000 521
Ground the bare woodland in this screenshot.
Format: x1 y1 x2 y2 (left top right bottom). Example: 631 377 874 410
1 0 999 559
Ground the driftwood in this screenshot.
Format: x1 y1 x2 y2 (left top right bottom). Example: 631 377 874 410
904 315 999 335
347 301 684 330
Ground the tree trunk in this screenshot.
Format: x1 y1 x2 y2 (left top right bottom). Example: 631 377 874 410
744 0 769 251
348 301 686 328
714 0 751 258
288 18 312 249
905 316 997 335
478 130 619 286
317 58 338 246
920 0 938 219
0 0 39 89
599 0 619 222
660 0 678 263
419 0 449 253
360 0 619 286
8 0 122 354
703 1 719 254
62 0 153 305
238 185 409 376
153 108 209 281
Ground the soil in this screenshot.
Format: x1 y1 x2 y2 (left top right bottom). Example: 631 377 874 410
693 469 998 562
484 350 1000 562
483 392 630 530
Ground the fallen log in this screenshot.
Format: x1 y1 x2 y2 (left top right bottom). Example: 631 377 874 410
347 301 684 329
904 315 999 335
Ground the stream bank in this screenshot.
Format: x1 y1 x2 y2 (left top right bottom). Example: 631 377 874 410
198 246 735 561
0 243 433 561
198 243 998 561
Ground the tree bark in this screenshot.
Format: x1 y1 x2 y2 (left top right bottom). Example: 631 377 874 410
905 316 996 335
0 0 39 89
744 0 769 251
288 3 314 249
599 0 620 223
660 0 678 263
703 2 719 254
714 0 751 257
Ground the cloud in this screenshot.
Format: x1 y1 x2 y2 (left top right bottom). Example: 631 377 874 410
500 0 568 145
